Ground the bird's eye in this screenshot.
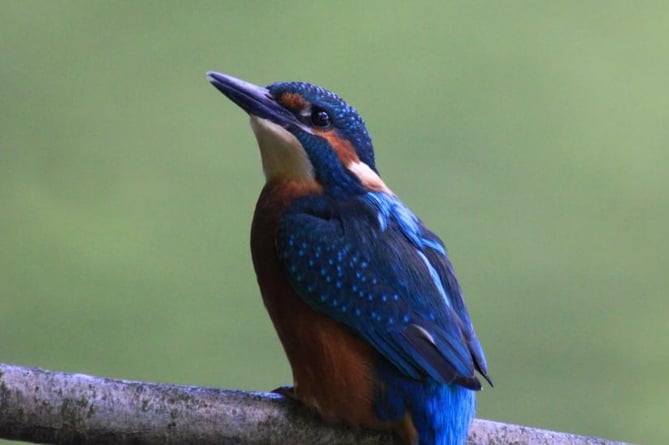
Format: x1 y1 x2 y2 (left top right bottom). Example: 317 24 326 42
310 107 332 128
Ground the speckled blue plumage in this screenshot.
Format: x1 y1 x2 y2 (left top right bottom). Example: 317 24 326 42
207 72 490 445
276 191 488 444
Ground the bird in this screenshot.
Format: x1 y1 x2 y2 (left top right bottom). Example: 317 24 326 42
206 71 492 445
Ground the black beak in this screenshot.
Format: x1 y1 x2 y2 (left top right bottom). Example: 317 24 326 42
206 71 308 133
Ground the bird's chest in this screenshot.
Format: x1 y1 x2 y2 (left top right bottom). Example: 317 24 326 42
249 183 386 428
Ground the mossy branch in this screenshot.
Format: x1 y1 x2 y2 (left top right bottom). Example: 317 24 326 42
0 362 628 445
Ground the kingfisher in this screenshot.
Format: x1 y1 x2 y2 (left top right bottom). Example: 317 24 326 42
206 71 492 445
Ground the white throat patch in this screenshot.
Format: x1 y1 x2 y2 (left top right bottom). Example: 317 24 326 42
250 116 315 182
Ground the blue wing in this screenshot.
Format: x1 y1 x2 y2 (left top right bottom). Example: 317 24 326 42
276 192 490 390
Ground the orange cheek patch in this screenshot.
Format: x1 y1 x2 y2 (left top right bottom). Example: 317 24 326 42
314 130 391 194
315 130 360 164
279 93 308 111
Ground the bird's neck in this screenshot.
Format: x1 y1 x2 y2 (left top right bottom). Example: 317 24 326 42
253 178 323 224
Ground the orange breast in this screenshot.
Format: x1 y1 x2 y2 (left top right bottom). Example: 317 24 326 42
250 179 379 426
250 179 417 443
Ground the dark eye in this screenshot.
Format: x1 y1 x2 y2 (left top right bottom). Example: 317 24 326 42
310 107 332 128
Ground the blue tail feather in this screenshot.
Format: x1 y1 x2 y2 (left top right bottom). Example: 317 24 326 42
375 360 476 445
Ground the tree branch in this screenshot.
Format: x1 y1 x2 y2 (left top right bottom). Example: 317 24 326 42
0 362 628 444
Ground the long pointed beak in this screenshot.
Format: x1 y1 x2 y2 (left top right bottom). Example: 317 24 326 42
206 71 309 133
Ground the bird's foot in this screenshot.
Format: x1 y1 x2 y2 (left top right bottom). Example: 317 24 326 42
272 385 297 400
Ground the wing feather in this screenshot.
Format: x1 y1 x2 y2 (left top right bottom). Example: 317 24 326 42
276 193 490 389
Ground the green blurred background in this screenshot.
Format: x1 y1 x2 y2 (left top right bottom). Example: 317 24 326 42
1 2 667 444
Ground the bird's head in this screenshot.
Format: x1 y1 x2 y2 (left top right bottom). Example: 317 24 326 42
207 71 390 198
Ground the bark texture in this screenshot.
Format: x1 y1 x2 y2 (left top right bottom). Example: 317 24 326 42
0 363 630 445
